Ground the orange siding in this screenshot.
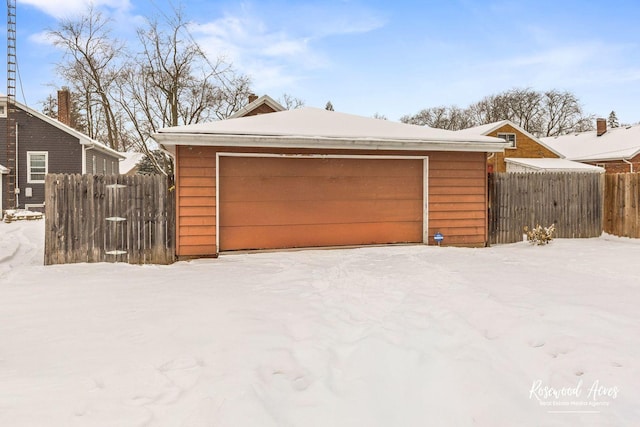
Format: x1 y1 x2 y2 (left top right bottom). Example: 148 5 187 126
176 146 217 256
174 146 490 257
428 151 487 247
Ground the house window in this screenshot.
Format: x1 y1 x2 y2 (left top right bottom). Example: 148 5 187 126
497 132 517 148
0 102 6 118
111 161 115 175
27 151 48 183
103 158 107 174
92 155 96 174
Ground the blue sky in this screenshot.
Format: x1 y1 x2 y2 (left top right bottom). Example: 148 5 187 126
7 0 640 123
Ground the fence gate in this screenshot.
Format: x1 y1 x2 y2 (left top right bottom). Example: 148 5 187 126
488 172 603 245
44 174 175 265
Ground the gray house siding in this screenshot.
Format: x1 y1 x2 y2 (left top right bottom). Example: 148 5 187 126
86 149 119 175
1 105 121 211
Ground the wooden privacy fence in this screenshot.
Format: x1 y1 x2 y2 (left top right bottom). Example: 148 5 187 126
604 173 640 238
488 172 603 244
45 174 175 265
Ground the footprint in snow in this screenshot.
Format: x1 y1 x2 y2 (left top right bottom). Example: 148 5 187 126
528 340 545 348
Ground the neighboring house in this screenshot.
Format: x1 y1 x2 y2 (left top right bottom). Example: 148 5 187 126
228 94 286 118
0 91 124 212
153 107 507 258
541 118 640 173
457 120 563 173
504 158 604 173
119 152 145 175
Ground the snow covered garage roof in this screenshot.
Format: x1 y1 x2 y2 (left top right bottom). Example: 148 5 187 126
153 107 508 153
505 158 605 173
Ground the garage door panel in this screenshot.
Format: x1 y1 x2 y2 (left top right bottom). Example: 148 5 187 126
221 199 423 226
220 175 423 202
220 222 423 251
218 156 424 251
219 157 422 177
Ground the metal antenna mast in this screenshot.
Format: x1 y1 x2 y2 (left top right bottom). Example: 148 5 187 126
5 0 17 209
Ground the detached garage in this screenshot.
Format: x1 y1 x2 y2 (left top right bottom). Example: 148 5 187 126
153 108 506 258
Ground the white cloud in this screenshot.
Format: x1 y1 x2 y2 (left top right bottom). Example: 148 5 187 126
190 4 385 93
28 30 54 45
18 0 131 19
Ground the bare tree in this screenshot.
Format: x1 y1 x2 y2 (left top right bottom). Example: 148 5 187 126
48 6 124 150
113 8 252 174
48 4 252 175
279 93 305 110
539 90 584 136
403 87 594 136
400 105 474 130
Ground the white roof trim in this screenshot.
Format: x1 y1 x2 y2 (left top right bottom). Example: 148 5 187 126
1 96 125 159
228 95 286 119
155 132 508 155
0 164 9 174
568 147 640 162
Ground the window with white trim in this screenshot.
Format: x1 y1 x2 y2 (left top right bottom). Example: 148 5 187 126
497 132 516 148
0 102 6 118
92 155 96 174
103 158 107 174
27 151 48 183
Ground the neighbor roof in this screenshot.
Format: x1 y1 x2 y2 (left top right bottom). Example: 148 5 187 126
228 94 285 119
119 152 145 174
457 119 564 158
505 158 604 172
154 107 508 153
541 125 640 162
0 96 125 159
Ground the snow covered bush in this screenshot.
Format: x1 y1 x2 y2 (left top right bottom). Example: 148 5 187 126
524 224 555 245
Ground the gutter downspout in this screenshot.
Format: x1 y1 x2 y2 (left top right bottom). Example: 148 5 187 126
622 158 634 172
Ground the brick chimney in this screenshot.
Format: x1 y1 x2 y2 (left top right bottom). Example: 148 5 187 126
57 89 71 126
248 93 258 103
596 117 607 136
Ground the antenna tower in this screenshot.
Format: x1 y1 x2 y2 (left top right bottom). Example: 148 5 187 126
5 0 17 208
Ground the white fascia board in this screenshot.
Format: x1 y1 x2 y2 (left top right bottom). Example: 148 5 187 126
570 148 640 162
79 140 126 159
152 133 509 153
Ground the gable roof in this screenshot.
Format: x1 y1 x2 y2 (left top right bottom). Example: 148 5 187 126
154 107 508 153
505 158 604 172
540 125 640 162
0 164 9 174
457 119 564 157
1 96 125 159
228 95 286 119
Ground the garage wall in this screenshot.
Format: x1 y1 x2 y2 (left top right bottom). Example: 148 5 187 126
175 146 217 256
428 151 487 247
175 146 487 257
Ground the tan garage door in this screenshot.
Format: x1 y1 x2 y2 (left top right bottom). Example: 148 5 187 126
218 156 425 251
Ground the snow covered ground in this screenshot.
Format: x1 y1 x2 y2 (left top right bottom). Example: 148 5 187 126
1 219 639 426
